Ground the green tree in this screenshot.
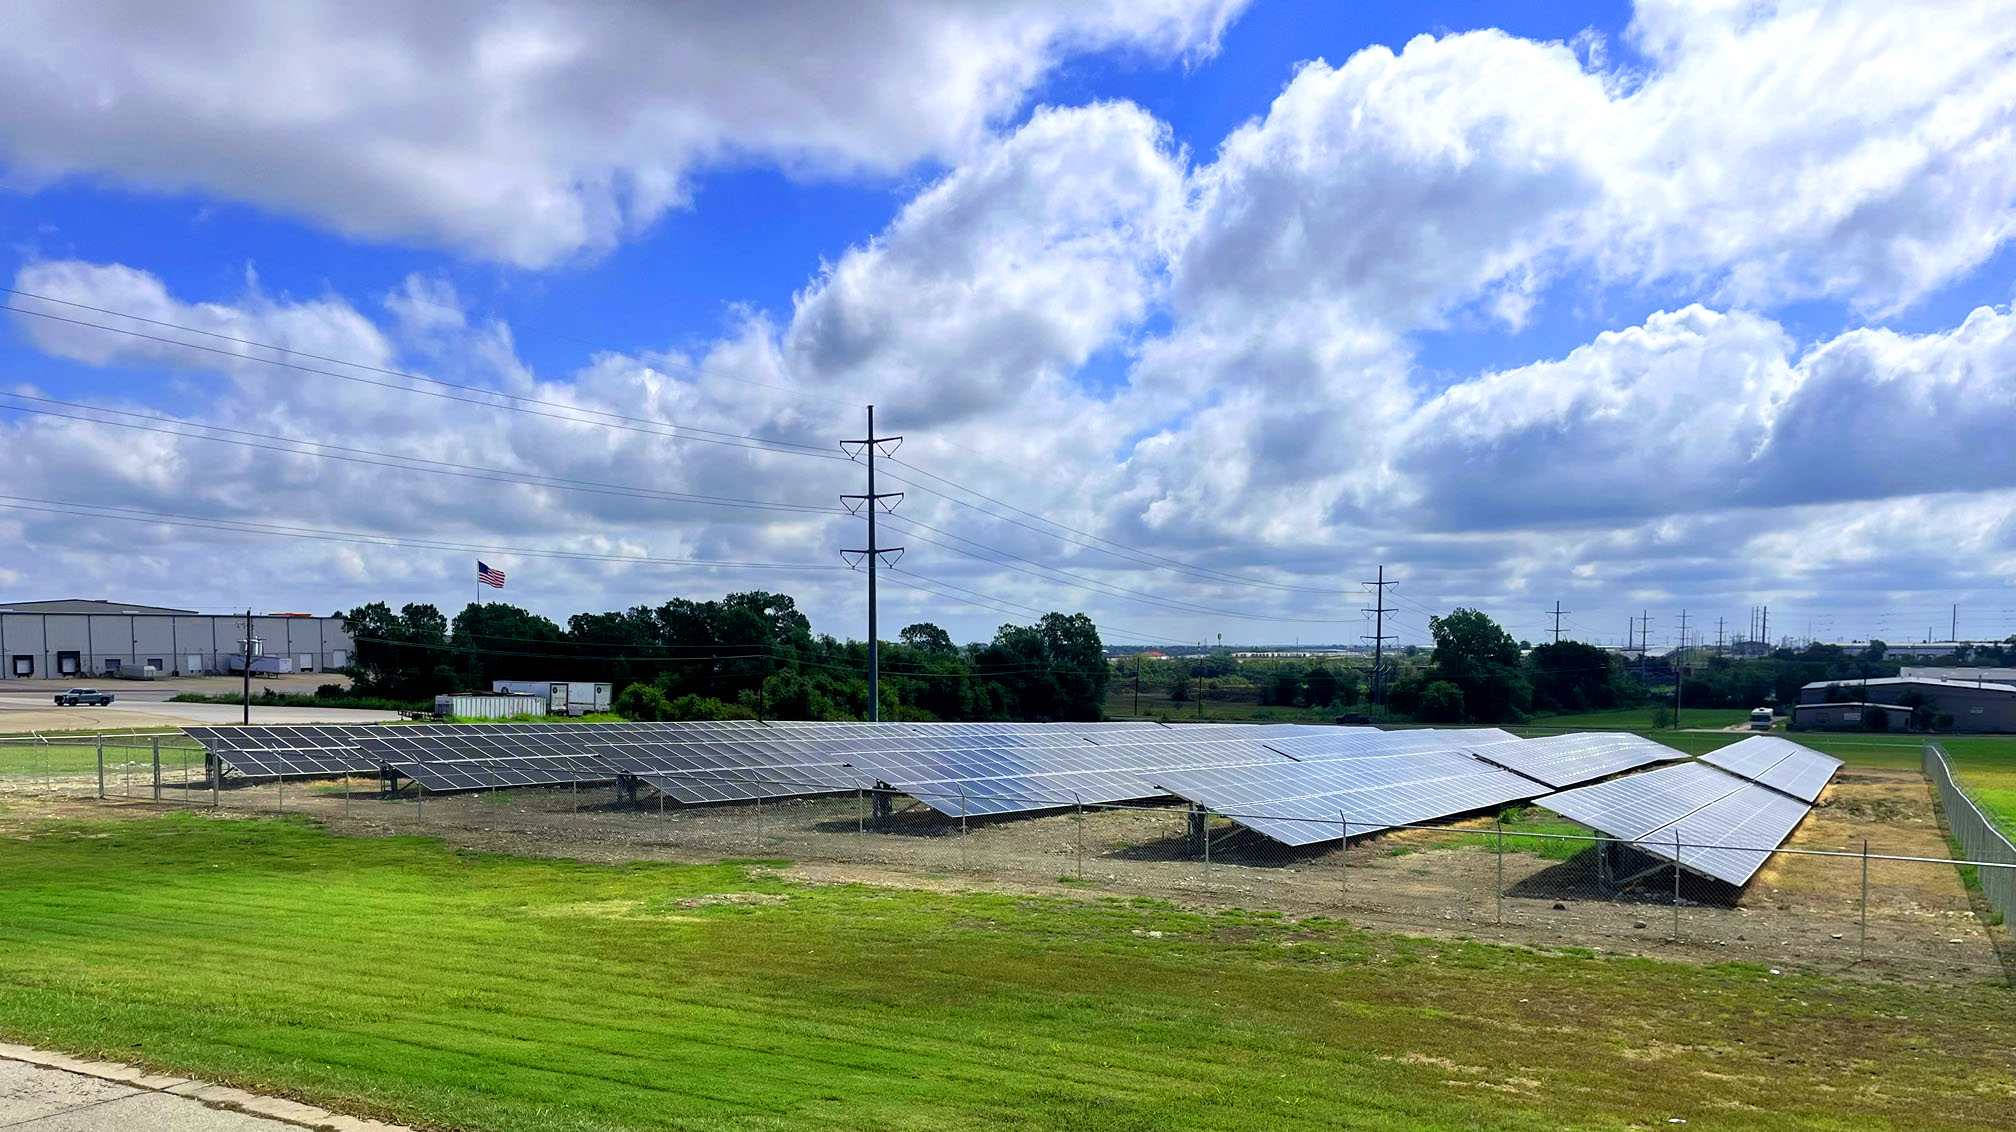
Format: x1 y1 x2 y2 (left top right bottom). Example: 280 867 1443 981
1427 608 1530 722
1268 667 1304 707
1527 640 1629 714
1865 638 1888 663
899 623 957 654
450 602 563 687
1305 666 1340 708
1416 680 1466 723
340 601 453 700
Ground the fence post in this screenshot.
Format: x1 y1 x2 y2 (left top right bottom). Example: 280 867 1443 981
95 737 105 799
1074 792 1084 880
959 787 969 872
151 736 161 803
1495 817 1505 926
754 792 762 851
210 753 219 809
857 788 864 834
1202 810 1210 879
1859 839 1869 963
1672 827 1682 943
180 743 189 807
1339 813 1348 903
343 767 352 820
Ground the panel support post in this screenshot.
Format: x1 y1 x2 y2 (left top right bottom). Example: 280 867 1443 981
1187 805 1207 857
959 787 969 872
857 788 865 833
1860 839 1869 962
276 766 283 814
872 787 893 828
211 754 219 809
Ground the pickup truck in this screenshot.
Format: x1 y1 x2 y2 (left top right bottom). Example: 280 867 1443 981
53 687 115 706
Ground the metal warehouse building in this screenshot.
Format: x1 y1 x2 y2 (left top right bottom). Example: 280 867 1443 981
1794 676 2016 733
0 599 355 681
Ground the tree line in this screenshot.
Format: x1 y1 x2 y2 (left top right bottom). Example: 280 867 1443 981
337 592 1109 722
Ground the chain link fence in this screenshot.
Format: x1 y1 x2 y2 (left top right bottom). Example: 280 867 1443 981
1925 742 2015 927
5 734 2010 983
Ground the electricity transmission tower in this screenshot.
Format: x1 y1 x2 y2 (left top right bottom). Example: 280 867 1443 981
840 405 904 721
1549 601 1568 644
1362 565 1395 705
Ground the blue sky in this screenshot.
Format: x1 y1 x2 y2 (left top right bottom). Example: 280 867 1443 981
2 0 2014 648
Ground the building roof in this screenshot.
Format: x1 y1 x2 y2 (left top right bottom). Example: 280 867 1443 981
0 598 200 615
1800 676 2016 695
1901 666 2016 684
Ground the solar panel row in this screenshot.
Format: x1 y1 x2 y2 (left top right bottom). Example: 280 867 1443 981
183 721 1698 851
1699 736 1841 802
1535 760 1819 886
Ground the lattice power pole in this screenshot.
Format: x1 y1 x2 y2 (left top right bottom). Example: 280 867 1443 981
1362 565 1396 706
840 405 904 721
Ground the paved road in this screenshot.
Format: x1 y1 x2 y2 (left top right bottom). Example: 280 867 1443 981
0 1048 407 1131
0 696 400 730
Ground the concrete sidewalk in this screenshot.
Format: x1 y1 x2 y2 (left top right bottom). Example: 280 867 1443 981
0 1045 410 1131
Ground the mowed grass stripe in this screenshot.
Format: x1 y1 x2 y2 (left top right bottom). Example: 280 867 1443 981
1 814 2013 1131
0 843 1389 1121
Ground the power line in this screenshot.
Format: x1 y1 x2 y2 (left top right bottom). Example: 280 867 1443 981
1 300 846 462
0 392 837 516
0 495 845 573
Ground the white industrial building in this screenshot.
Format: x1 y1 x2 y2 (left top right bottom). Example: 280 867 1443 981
0 599 355 681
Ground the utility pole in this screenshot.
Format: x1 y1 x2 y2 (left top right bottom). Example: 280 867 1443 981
1716 616 1725 658
1549 601 1568 644
1674 609 1689 727
1637 610 1652 682
840 405 904 722
1952 603 1958 642
1761 605 1768 652
241 609 253 726
1361 565 1395 706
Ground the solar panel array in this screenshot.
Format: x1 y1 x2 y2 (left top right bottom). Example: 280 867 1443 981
1699 736 1842 803
1465 732 1687 789
1535 760 1818 886
184 720 1740 852
1152 748 1541 846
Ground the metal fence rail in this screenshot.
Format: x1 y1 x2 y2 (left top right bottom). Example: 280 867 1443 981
1925 742 2015 923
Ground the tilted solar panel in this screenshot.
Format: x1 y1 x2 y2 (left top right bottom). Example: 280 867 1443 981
1535 761 1816 886
181 725 385 777
1464 732 1687 789
1151 748 1540 846
1700 736 1842 803
359 734 609 792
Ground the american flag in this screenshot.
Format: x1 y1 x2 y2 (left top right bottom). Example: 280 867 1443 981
477 561 506 589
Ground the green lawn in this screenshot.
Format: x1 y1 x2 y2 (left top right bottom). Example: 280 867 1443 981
0 740 204 779
1523 706 1755 730
0 816 2012 1132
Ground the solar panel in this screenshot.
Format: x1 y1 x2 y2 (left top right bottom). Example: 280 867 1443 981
359 734 610 792
181 725 387 777
1151 747 1540 846
1464 732 1687 788
1700 736 1842 802
588 739 871 804
1262 727 1519 762
1535 761 1816 886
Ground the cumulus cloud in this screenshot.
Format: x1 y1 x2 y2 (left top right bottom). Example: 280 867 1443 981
0 0 1243 266
9 0 2016 643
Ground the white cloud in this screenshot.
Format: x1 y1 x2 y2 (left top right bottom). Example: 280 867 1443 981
9 0 2016 645
0 0 1243 266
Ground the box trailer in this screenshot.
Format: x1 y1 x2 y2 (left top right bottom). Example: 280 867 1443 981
436 692 547 720
490 680 556 712
550 682 612 717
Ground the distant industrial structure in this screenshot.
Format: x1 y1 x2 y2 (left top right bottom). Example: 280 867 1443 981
1792 675 2016 733
1822 640 2010 659
0 598 354 681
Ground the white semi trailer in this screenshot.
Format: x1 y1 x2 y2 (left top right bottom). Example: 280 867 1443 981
489 680 614 716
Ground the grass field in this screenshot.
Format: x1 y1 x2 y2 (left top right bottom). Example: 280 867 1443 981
1 814 2013 1132
1522 706 1754 730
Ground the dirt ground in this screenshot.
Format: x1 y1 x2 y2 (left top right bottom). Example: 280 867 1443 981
4 758 2006 985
